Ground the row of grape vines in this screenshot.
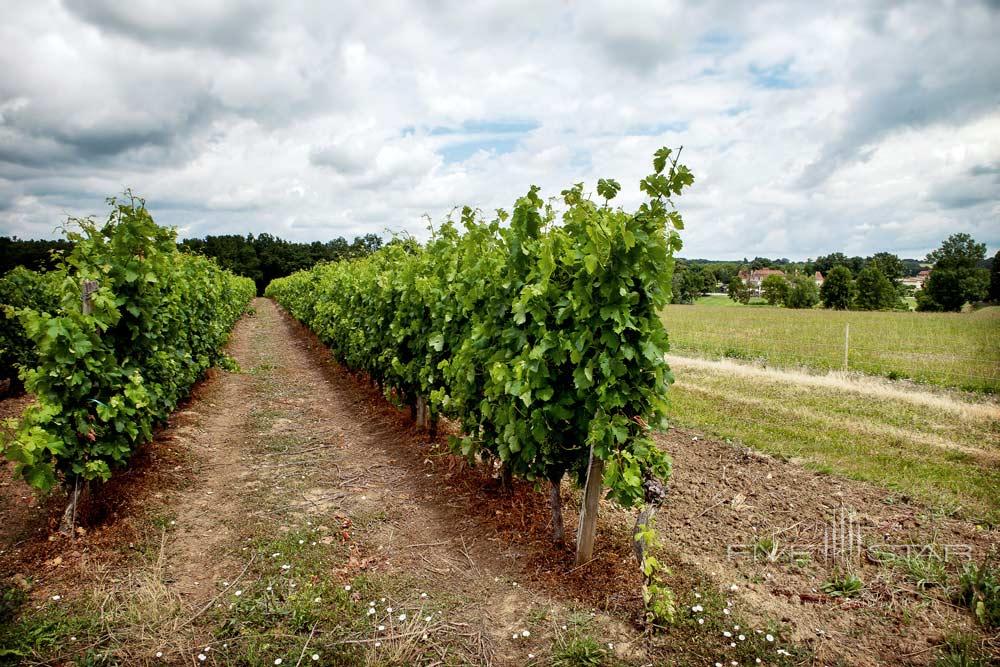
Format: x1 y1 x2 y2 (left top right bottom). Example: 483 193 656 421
0 266 62 394
267 147 693 622
2 194 256 512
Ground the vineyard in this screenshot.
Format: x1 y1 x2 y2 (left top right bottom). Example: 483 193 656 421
0 156 998 666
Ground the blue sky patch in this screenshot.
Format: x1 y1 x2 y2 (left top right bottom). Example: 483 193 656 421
440 137 520 163
428 119 540 136
749 61 800 89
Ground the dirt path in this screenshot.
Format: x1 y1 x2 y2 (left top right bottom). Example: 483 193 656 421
145 298 625 665
1 298 997 665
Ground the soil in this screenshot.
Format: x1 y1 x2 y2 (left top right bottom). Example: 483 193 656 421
0 297 996 666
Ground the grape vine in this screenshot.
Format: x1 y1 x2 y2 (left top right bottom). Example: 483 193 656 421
1 194 255 509
267 147 693 620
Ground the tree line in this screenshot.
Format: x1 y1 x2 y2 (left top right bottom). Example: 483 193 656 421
670 233 997 312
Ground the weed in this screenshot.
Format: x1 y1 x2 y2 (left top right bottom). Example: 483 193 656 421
0 585 25 625
753 536 779 562
550 632 610 667
874 550 950 590
933 632 990 667
955 560 999 628
821 572 863 598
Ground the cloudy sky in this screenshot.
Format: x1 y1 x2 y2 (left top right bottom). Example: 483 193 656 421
1 1 998 260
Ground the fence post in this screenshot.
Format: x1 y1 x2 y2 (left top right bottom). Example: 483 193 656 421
843 323 850 371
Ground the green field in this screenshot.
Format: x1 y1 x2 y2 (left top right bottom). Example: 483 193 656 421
663 304 1000 392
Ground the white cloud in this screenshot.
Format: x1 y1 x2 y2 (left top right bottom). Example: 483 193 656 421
0 0 997 259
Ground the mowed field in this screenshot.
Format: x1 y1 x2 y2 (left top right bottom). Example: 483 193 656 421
662 303 1000 392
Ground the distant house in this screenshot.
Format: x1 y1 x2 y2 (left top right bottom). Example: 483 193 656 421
814 271 824 286
902 269 930 291
739 268 785 296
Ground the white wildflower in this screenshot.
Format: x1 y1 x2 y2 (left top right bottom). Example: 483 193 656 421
522 630 530 637
344 585 351 591
398 613 407 621
766 634 774 642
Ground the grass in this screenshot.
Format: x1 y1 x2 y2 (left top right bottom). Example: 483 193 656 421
665 356 1000 524
663 303 1000 392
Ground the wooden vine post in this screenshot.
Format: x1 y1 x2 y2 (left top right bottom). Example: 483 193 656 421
574 445 605 565
81 279 98 315
60 279 99 536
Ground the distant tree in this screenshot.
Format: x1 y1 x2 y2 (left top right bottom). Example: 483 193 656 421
866 252 904 285
809 253 848 275
901 258 924 277
854 266 899 310
727 276 751 305
700 266 717 290
820 265 854 309
760 274 788 306
926 233 985 270
990 250 1000 303
715 266 733 287
784 274 819 309
917 233 989 311
672 265 706 304
750 257 773 270
809 252 865 276
0 237 74 274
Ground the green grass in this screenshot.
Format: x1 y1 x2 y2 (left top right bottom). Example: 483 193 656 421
664 304 1000 392
691 294 769 307
666 357 1000 524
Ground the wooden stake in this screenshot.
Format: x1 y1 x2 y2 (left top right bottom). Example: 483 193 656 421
81 280 98 315
550 480 565 543
416 396 427 428
574 448 605 566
